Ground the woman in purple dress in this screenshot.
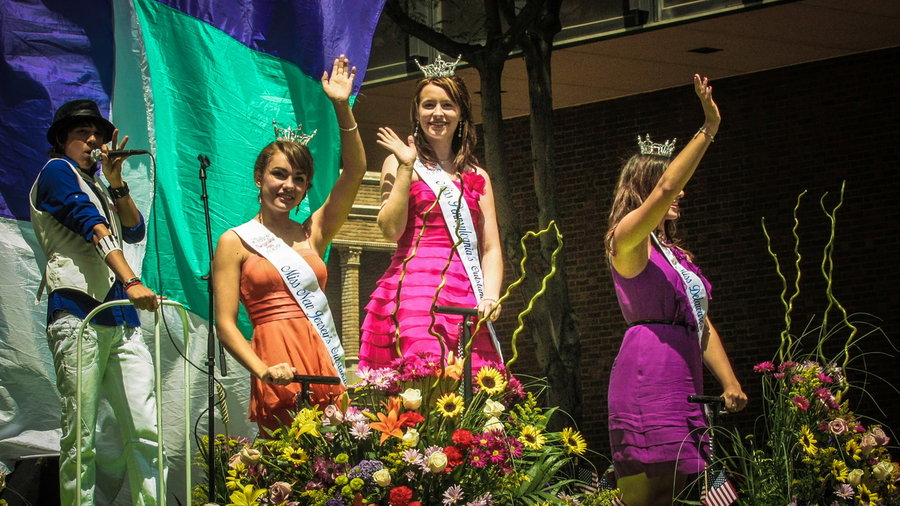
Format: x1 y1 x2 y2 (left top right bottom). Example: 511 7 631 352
604 75 748 505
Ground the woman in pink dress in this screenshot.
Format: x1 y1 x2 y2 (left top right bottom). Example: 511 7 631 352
213 56 365 433
605 75 747 505
359 58 503 370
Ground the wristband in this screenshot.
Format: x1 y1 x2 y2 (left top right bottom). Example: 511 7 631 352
108 181 130 199
123 277 142 290
94 234 122 259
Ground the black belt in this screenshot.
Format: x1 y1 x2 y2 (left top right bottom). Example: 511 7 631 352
627 319 690 328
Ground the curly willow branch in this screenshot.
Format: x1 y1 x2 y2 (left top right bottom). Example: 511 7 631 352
762 217 790 361
815 182 857 392
504 221 562 369
392 196 447 362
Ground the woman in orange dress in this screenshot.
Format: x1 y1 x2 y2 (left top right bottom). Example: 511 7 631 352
213 55 365 433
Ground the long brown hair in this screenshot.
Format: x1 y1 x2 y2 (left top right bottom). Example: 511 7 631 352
410 76 479 172
605 153 691 259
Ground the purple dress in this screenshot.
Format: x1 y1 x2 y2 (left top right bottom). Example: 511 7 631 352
608 244 712 479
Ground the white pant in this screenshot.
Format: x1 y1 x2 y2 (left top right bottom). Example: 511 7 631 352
47 313 167 505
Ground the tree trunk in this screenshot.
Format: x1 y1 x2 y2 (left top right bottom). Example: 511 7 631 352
518 1 582 427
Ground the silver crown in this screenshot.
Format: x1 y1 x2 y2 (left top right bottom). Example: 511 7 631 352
415 54 461 78
637 134 676 157
273 120 317 146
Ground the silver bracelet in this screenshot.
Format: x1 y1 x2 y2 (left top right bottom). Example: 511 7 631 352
695 127 715 142
339 123 358 132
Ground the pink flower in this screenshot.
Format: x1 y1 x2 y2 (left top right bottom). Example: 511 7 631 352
461 171 486 196
872 426 891 446
774 372 786 379
269 481 292 503
817 373 833 384
778 361 797 372
828 418 849 435
834 484 854 499
792 395 810 411
754 361 775 373
791 375 804 384
859 434 877 454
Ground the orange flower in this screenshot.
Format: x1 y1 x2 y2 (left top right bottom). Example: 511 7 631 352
369 397 410 444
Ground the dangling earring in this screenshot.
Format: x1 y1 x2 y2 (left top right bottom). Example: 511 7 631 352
414 122 420 137
457 123 463 139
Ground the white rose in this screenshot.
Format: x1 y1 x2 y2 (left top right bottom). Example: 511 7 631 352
373 468 391 487
402 427 420 446
482 399 505 418
427 451 448 473
400 388 422 410
848 468 864 486
484 416 503 432
873 461 894 481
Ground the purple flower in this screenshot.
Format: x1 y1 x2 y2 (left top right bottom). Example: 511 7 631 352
834 484 854 499
443 484 465 505
348 459 384 482
754 361 775 373
792 395 810 411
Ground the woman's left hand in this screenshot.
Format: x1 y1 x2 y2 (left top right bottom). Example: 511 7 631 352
477 298 501 322
321 54 357 104
721 384 748 413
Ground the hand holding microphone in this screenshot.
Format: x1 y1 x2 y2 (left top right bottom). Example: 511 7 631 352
90 148 149 163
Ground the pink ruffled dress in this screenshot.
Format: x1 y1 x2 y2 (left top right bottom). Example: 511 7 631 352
358 169 501 370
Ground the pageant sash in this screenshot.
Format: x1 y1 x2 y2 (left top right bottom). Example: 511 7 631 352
651 234 708 344
233 220 347 384
413 159 502 359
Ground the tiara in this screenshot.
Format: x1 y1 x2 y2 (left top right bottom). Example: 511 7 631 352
415 54 461 78
637 134 676 157
273 120 317 146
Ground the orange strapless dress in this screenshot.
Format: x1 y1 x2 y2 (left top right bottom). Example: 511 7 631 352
240 251 346 433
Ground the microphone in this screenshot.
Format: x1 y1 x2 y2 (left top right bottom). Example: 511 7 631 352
90 149 150 163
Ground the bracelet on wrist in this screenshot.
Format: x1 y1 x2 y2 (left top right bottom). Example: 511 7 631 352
694 127 715 142
108 181 131 199
123 277 142 290
339 123 358 132
481 297 498 303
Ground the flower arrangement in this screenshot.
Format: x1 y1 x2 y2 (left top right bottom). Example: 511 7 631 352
193 353 609 505
716 186 899 504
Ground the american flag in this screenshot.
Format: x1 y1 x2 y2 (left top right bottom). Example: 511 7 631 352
701 470 738 506
575 466 626 505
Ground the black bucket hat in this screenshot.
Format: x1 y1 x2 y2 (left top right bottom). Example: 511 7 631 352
46 99 115 146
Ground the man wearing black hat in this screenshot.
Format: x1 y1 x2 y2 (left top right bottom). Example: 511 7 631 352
29 99 166 504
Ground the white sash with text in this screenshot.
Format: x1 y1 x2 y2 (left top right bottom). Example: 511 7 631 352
414 160 502 358
233 220 346 384
652 234 708 345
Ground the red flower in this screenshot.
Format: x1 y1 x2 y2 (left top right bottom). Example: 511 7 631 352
452 429 474 448
389 485 414 506
444 445 464 468
461 171 486 196
402 411 424 427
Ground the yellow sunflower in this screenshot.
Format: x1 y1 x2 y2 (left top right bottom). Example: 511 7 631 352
475 367 507 395
857 484 882 504
435 392 465 418
519 425 547 450
799 425 818 456
846 439 863 461
831 459 849 482
282 446 309 466
561 427 587 455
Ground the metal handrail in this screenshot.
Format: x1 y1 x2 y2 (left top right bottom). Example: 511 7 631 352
75 299 193 505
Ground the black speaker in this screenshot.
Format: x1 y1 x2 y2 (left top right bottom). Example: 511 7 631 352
0 455 60 506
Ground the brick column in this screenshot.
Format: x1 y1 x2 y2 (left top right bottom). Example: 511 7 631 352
338 245 362 379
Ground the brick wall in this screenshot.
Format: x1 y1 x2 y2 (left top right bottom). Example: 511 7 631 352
488 46 900 458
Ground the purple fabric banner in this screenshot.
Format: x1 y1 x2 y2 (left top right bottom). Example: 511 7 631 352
156 0 382 91
0 0 114 220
